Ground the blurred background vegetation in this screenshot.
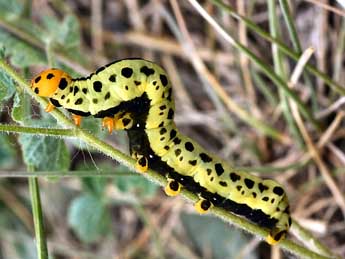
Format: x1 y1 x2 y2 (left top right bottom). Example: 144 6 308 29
0 0 345 258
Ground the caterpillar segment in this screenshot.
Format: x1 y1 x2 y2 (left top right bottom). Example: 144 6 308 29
31 58 291 245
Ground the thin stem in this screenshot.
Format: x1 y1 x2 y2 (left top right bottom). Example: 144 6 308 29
28 177 48 259
209 0 345 96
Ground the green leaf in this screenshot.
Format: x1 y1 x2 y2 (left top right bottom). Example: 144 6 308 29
0 29 45 67
67 194 110 243
114 166 158 199
181 213 257 259
0 134 17 169
41 15 81 49
11 92 25 123
0 66 16 103
18 134 70 171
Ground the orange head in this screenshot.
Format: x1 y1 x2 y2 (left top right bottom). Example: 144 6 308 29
31 69 72 97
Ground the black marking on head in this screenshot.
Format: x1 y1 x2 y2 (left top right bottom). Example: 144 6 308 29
210 177 214 181
252 192 257 198
175 149 181 157
173 138 181 144
140 66 155 76
179 156 183 161
50 98 61 107
164 145 170 150
34 76 41 83
93 81 102 92
219 181 227 187
74 98 83 105
109 74 116 82
236 185 242 191
93 98 98 104
153 81 157 85
46 73 54 79
244 178 254 189
34 87 39 94
215 163 224 176
241 190 245 195
160 137 165 141
61 95 65 99
82 88 88 94
158 121 164 127
58 78 68 90
258 183 269 193
159 105 166 110
170 129 177 140
134 81 141 86
122 118 131 127
66 99 70 103
155 85 159 91
159 112 164 116
185 142 194 152
167 108 174 119
160 74 168 86
104 92 111 100
169 180 179 191
273 186 284 196
262 197 269 202
271 198 275 204
125 85 129 90
206 169 212 175
199 153 212 163
121 67 133 78
188 160 197 166
73 86 79 96
160 128 167 135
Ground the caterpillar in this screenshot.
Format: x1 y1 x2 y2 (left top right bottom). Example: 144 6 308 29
31 58 291 244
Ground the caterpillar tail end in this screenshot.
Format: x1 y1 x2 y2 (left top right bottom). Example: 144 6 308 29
194 199 212 214
164 179 181 196
135 155 148 173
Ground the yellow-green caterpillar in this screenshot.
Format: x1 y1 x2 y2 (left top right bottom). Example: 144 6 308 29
31 58 291 244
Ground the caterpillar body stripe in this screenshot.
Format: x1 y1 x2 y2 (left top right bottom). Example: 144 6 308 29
31 58 291 244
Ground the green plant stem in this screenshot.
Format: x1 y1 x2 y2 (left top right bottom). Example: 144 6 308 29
0 60 338 259
28 176 48 259
209 0 345 96
278 0 318 112
268 0 304 147
0 124 76 137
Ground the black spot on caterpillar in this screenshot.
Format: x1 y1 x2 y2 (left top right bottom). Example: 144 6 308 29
31 58 291 245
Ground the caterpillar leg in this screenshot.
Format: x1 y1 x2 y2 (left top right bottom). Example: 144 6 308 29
266 230 287 245
114 112 133 130
194 198 213 214
102 117 115 133
135 154 148 173
72 114 82 126
164 179 181 196
45 102 55 112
